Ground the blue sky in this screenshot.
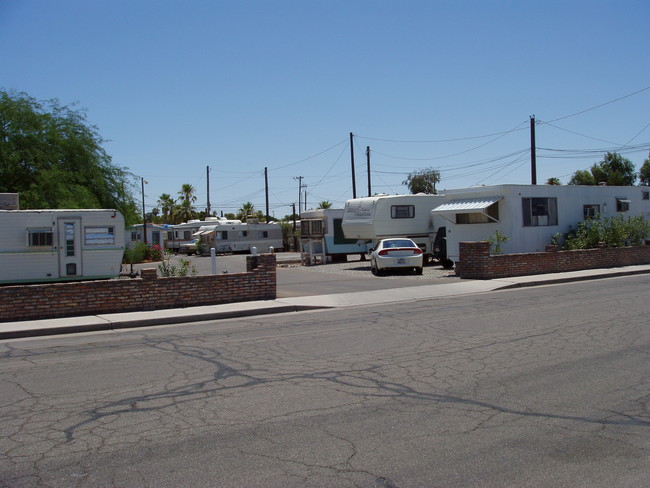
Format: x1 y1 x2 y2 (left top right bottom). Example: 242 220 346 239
2 0 649 218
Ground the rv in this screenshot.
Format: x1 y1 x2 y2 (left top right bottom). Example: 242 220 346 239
300 208 370 264
182 218 283 255
432 184 650 263
0 209 125 284
341 194 447 262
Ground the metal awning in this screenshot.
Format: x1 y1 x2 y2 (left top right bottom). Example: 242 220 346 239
431 196 502 222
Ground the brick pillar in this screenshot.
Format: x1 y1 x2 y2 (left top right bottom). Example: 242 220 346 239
458 241 491 279
140 268 158 281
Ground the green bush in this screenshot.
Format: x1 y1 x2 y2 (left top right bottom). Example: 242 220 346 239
158 250 198 277
487 230 508 255
564 215 649 250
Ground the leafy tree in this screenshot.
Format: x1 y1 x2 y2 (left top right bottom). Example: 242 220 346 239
569 152 636 186
317 200 333 209
545 177 561 185
0 89 138 223
175 184 196 222
639 157 650 186
403 168 441 194
568 170 596 186
237 202 255 221
157 193 176 222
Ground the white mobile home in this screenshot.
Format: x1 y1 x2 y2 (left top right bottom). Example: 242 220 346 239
432 185 650 263
187 219 283 255
341 194 446 259
0 209 125 284
300 208 369 263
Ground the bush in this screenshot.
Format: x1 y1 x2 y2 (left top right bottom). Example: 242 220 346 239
158 250 198 277
564 215 649 250
487 230 508 255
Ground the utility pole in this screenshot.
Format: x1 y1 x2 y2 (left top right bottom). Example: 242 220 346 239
264 167 269 222
141 177 148 244
530 115 537 185
293 176 306 213
366 146 372 197
292 203 297 251
350 132 357 198
206 165 211 215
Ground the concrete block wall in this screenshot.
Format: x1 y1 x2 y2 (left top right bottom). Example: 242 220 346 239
457 241 650 279
0 254 276 323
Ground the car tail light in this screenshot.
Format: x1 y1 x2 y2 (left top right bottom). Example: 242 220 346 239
378 248 422 255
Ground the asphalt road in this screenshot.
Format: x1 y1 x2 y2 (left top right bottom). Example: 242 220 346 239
1 275 649 487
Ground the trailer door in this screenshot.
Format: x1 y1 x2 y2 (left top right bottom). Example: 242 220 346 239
58 218 82 278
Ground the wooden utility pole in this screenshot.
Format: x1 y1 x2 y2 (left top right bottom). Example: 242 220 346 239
530 116 537 185
264 167 269 222
366 146 372 196
206 165 211 215
350 132 357 198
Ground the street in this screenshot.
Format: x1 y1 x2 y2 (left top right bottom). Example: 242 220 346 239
1 275 649 487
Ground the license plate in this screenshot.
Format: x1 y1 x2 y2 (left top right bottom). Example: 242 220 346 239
397 258 406 264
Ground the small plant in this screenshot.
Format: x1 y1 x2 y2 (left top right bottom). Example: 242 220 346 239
487 230 509 255
564 215 649 250
550 232 563 246
158 250 198 277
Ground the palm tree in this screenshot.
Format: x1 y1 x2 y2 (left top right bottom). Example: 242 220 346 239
176 184 197 223
157 193 176 222
317 200 333 209
237 202 255 222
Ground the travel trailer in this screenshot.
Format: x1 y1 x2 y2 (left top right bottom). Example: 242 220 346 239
0 209 125 284
341 194 447 262
300 208 370 264
181 218 283 255
432 184 650 263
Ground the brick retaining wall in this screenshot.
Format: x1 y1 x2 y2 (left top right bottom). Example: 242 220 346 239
457 241 650 279
0 254 276 323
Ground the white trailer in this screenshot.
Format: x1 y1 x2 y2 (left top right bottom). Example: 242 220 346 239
432 184 650 263
0 209 125 284
190 219 283 255
341 194 447 261
299 208 370 264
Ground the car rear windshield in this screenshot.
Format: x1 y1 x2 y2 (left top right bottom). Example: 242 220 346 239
383 240 416 248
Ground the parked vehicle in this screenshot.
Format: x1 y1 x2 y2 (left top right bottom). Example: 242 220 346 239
341 194 446 263
369 238 424 276
300 208 370 264
179 238 200 255
0 208 125 284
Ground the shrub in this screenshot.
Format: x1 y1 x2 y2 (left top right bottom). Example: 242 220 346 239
487 230 509 255
158 250 198 277
564 215 649 250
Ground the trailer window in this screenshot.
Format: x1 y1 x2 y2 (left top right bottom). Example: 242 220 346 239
391 205 415 219
583 205 600 220
85 227 115 245
522 197 558 226
217 231 228 240
239 231 248 237
27 229 53 247
258 231 269 238
616 197 630 212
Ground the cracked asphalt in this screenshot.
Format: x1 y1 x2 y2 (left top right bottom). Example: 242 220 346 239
0 274 649 487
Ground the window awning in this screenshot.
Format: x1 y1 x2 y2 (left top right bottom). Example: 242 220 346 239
432 196 501 214
431 196 502 222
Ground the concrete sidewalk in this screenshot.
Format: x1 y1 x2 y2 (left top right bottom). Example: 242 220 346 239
2 264 649 340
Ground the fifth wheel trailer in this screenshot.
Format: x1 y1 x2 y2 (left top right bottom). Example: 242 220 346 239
0 209 125 284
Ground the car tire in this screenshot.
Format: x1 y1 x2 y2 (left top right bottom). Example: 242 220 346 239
415 266 423 275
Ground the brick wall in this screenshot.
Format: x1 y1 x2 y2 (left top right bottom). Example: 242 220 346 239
0 254 276 323
457 242 650 280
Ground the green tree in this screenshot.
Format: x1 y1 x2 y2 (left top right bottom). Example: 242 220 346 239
237 202 255 221
156 193 176 222
568 170 596 186
317 200 333 209
403 168 441 194
545 177 561 185
0 89 138 223
569 152 637 186
639 157 650 186
176 184 196 222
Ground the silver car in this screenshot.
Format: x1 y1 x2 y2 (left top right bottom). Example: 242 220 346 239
370 238 424 276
